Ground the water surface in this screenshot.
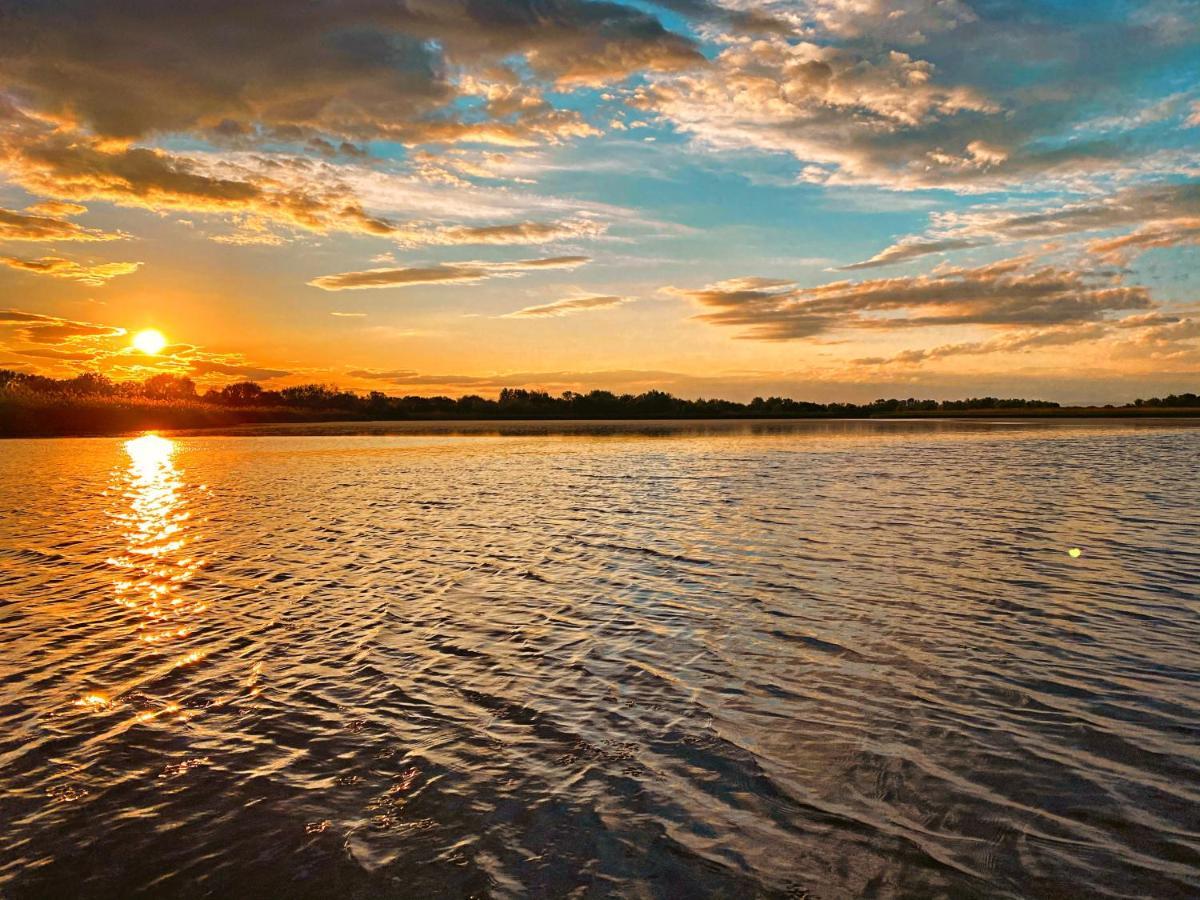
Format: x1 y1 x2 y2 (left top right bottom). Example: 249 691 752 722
2 420 1198 897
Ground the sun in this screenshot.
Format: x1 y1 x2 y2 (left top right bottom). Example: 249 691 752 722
132 329 167 355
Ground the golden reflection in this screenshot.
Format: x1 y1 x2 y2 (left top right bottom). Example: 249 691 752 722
112 435 204 632
77 433 209 718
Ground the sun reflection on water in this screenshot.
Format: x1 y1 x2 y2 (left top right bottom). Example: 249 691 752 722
83 433 208 718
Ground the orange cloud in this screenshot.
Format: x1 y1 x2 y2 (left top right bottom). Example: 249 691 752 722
0 308 125 344
0 255 142 285
0 205 122 242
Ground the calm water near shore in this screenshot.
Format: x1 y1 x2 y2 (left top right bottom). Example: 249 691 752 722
1 419 1198 898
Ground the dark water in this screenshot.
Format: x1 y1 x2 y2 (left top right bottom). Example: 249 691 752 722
1 420 1198 898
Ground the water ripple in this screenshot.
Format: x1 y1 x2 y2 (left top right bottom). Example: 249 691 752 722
1 420 1198 897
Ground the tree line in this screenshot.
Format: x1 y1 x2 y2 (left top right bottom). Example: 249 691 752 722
0 369 1076 419
1131 393 1200 408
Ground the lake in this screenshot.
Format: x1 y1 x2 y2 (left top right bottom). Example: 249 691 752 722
1 420 1198 898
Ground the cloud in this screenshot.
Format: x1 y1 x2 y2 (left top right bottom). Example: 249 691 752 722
855 308 1200 370
0 256 142 285
1087 222 1200 262
13 346 98 361
669 257 1153 340
22 200 89 217
345 366 712 392
934 182 1200 242
0 108 621 249
634 18 1198 191
839 237 979 270
646 0 792 34
393 218 607 247
503 293 634 317
0 1 705 143
0 306 301 385
855 325 1114 367
0 205 122 242
309 255 590 291
795 0 978 44
187 359 290 381
0 308 125 344
644 35 994 128
847 180 1200 267
632 34 1027 190
0 114 400 238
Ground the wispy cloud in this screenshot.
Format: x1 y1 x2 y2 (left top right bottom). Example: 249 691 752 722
0 255 142 285
0 309 126 344
841 181 1200 268
309 256 591 292
838 238 979 270
187 359 290 381
503 293 634 318
0 205 122 242
669 257 1152 340
393 218 607 248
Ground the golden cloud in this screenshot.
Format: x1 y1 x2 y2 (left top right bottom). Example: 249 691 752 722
0 255 142 285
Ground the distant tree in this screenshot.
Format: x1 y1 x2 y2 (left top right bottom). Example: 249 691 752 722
0 366 1111 425
142 373 197 400
218 381 264 405
64 372 118 397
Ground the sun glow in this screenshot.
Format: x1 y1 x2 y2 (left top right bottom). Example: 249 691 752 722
132 329 167 355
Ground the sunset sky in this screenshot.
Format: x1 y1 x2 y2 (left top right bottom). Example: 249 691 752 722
1 0 1197 403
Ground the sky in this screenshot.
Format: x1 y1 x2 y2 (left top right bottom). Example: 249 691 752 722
0 0 1198 404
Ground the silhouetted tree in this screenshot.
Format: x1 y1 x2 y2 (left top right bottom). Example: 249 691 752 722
218 382 264 405
142 373 197 400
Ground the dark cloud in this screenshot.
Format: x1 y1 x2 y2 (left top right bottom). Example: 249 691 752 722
0 1 715 247
0 0 704 142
